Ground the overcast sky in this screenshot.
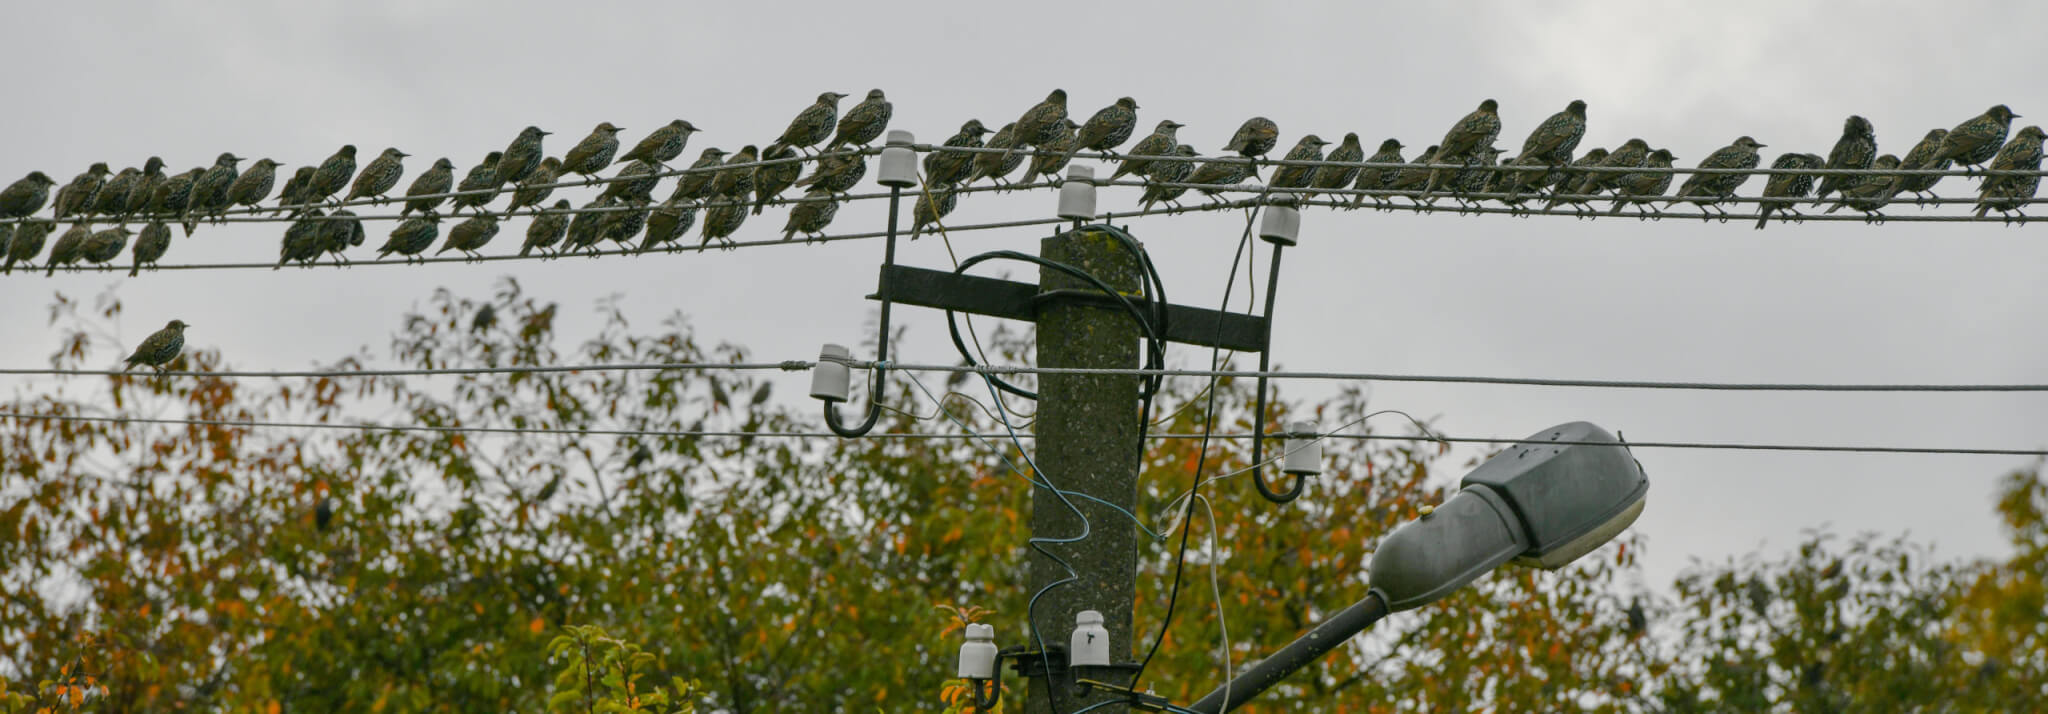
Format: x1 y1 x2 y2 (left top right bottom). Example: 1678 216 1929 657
4 1 2046 594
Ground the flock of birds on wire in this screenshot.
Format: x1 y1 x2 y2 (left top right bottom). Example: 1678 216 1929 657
0 90 2043 276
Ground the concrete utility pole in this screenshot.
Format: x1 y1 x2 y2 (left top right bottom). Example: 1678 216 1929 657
1026 228 1143 714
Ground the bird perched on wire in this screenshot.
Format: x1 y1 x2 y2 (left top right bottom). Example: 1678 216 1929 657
1444 147 1506 205
1307 133 1365 202
183 153 242 233
496 126 550 185
347 148 409 204
752 145 801 214
1223 117 1280 162
641 198 697 253
1931 104 2020 171
150 168 202 218
0 171 56 218
1550 138 1648 209
1267 134 1332 193
520 200 573 257
1974 125 2046 222
563 198 612 255
123 320 189 374
54 163 110 220
276 210 326 268
401 158 456 216
966 122 1026 188
126 158 167 217
1825 153 1902 220
439 214 500 259
1346 139 1408 210
1608 148 1679 217
1066 96 1140 163
925 120 991 187
1517 100 1588 167
129 221 172 276
1019 119 1079 186
781 189 840 242
451 151 502 214
668 148 728 204
1138 145 1201 211
1667 136 1765 216
320 210 366 265
272 166 316 216
599 158 661 206
701 196 749 246
1893 129 1953 204
82 225 130 265
44 223 91 275
562 122 625 178
774 92 848 155
307 145 358 204
600 202 650 246
832 89 892 149
908 183 957 239
91 167 140 218
1009 89 1069 157
0 222 11 262
379 215 439 262
226 158 281 212
1384 144 1440 207
1110 120 1183 182
619 119 700 167
794 151 867 195
1187 153 1253 203
507 157 566 212
710 145 760 200
1812 115 1877 206
1426 99 1503 194
1752 152 1824 230
3 220 52 274
1488 154 1555 209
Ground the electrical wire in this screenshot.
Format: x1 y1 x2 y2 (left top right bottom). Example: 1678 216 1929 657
1194 491 1234 714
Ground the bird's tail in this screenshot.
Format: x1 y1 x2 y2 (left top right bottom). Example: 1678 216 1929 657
783 227 798 242
1753 207 1775 230
129 261 140 278
1974 203 1992 218
1607 198 1629 215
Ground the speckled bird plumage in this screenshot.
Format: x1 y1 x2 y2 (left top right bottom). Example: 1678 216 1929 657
781 189 840 242
908 184 957 239
1308 133 1365 201
620 119 700 166
1012 89 1069 150
600 203 649 245
1608 149 1679 216
1825 154 1902 218
1669 136 1765 211
752 145 801 214
451 151 502 213
1518 100 1587 167
150 169 201 216
277 210 326 268
0 171 55 218
832 90 891 149
1812 115 1877 205
507 157 565 212
92 168 140 217
563 198 612 254
641 198 697 252
82 225 130 264
1138 145 1200 211
273 166 316 216
1933 104 2019 169
348 148 409 202
562 122 625 178
794 151 867 194
669 148 728 204
1223 117 1280 160
1187 154 1252 201
776 92 848 153
924 120 991 187
1974 125 2046 220
226 159 281 210
53 163 110 219
1438 99 1503 164
3 220 53 274
402 158 456 216
521 200 573 257
1386 145 1440 196
44 223 90 275
1267 135 1331 192
1447 147 1505 198
1894 128 1953 200
320 210 365 264
379 215 440 260
126 158 166 216
1573 139 1650 197
700 199 749 246
967 122 1025 186
710 145 759 199
496 126 550 185
185 153 242 225
129 221 172 276
308 145 358 202
1069 96 1140 160
1348 139 1408 209
439 215 500 258
601 158 663 206
1753 152 1824 229
1111 120 1183 182
1020 119 1079 186
123 320 188 373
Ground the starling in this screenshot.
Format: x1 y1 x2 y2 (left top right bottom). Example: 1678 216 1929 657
562 198 613 255
1931 104 2020 170
1445 146 1505 203
751 145 801 214
184 153 243 230
700 198 749 246
1138 145 1201 211
1019 119 1080 186
277 210 326 268
378 215 440 261
150 169 202 217
925 120 991 187
1308 132 1365 201
438 214 500 258
1010 89 1070 154
92 167 141 218
1067 96 1141 162
1550 147 1610 201
307 145 359 203
1487 154 1555 208
1385 144 1441 205
1753 152 1824 229
1347 138 1408 209
1825 153 1902 220
640 198 697 253
1893 128 1953 203
832 89 892 149
273 166 317 216
709 145 759 200
1516 99 1588 167
619 119 700 166
0 171 56 218
1223 117 1280 159
793 151 867 195
320 210 366 265
44 223 91 276
54 163 111 219
1267 135 1332 193
122 320 189 374
1667 136 1766 215
781 189 840 242
1186 153 1252 203
511 157 567 211
1608 148 1679 216
0 222 9 261
1426 99 1504 194
496 126 551 185
520 200 573 257
908 184 957 239
1551 138 1649 209
1110 120 1184 182
81 225 131 264
347 148 409 204
125 158 167 217
966 122 1026 187
599 158 662 206
402 158 457 216
774 92 849 154
600 202 650 246
3 220 52 274
668 148 728 204
451 151 503 214
1974 125 2046 221
561 122 626 178
1812 115 1878 206
226 158 281 212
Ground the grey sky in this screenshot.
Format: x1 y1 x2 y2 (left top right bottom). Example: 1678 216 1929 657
5 0 2046 594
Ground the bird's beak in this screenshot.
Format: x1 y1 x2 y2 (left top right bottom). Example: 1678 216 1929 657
540 130 553 136
1755 143 1767 148
399 151 411 157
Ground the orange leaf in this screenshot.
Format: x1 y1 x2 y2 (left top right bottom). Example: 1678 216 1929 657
268 701 282 714
528 616 546 634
